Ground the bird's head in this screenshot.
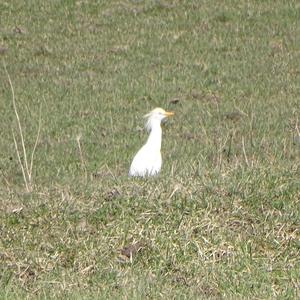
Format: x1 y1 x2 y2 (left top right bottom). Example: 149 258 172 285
144 107 174 131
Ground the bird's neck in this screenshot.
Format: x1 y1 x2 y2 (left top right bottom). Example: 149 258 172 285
145 121 162 151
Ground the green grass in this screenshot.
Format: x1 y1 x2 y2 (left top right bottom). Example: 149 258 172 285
0 0 299 298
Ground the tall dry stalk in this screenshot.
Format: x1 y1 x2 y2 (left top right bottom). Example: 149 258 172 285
76 134 88 181
4 62 42 192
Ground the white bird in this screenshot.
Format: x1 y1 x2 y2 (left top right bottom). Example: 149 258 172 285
129 107 174 177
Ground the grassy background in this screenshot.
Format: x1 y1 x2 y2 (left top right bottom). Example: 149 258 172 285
0 0 299 298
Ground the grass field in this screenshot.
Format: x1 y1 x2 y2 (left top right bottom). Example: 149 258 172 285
0 0 299 298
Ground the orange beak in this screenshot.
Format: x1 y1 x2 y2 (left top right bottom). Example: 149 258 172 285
164 111 174 117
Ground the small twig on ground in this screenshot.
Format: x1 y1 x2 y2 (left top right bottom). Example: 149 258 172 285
29 104 42 181
295 117 300 137
76 134 87 180
242 136 249 167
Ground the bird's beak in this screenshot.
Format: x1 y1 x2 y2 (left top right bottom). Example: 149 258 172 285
164 111 174 117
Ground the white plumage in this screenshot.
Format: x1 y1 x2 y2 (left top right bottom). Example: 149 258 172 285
129 107 174 177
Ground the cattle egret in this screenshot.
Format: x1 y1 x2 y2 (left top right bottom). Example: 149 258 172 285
129 107 174 177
